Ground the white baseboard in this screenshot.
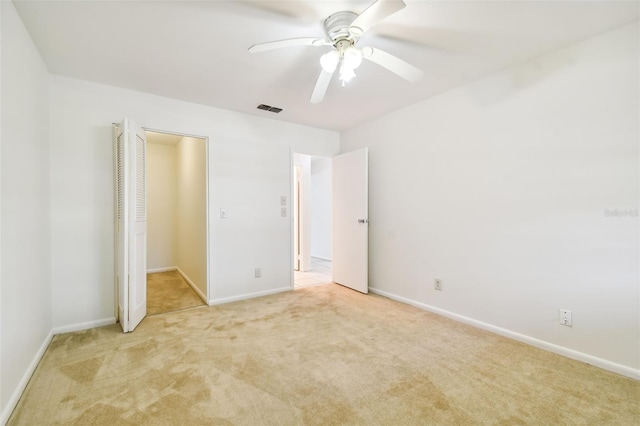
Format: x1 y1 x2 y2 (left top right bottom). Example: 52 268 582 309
176 267 207 304
1 317 117 424
208 287 291 306
52 317 117 335
310 255 332 262
147 266 177 273
1 330 54 425
369 287 640 380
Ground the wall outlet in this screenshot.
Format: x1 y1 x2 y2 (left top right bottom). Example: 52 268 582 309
560 309 572 327
434 279 442 291
255 268 261 278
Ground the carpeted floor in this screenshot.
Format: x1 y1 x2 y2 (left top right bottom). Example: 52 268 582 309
147 270 205 315
8 284 639 425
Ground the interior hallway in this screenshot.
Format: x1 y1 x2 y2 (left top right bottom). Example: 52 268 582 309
147 271 205 315
294 257 332 289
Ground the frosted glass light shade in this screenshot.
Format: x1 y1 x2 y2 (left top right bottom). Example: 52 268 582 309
342 47 363 70
320 51 339 73
339 66 356 82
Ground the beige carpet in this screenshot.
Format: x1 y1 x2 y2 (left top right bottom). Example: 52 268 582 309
9 284 639 425
147 270 205 315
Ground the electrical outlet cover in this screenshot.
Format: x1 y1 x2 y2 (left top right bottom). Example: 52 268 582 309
560 309 572 327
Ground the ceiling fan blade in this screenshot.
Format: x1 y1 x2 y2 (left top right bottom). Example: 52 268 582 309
349 0 406 36
248 38 328 53
361 46 423 83
310 69 334 104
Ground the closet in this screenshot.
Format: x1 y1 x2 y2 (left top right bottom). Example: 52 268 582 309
146 131 207 314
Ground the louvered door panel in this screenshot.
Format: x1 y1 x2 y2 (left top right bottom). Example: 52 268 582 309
127 120 147 331
117 133 125 220
135 134 146 221
116 119 147 333
115 126 128 333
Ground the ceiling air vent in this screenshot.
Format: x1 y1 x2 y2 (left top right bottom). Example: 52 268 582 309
257 104 283 113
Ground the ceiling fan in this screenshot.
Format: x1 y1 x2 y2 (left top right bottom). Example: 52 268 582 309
248 0 423 104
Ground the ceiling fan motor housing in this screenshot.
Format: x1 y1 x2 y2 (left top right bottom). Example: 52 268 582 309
324 11 359 45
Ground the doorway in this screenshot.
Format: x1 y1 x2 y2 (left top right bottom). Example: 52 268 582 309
145 130 208 314
293 153 333 289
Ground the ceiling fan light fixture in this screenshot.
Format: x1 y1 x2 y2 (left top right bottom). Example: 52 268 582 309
339 65 356 83
320 50 339 73
343 47 363 70
249 0 421 103
338 46 362 83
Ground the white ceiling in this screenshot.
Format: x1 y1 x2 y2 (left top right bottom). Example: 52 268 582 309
14 0 639 131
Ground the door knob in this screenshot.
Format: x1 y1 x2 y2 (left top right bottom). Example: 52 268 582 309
358 219 368 224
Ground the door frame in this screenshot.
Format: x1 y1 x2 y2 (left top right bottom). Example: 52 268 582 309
113 123 211 323
293 165 302 272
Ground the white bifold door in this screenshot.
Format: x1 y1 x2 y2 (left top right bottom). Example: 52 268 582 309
115 119 147 332
333 148 369 293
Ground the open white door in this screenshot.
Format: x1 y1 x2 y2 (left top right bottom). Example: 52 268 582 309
333 148 368 293
115 119 147 332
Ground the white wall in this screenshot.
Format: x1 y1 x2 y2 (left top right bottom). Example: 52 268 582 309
147 141 177 270
48 75 340 326
341 23 639 376
310 157 332 261
176 136 207 296
1 1 52 421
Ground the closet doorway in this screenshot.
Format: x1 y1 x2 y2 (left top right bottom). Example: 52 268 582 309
146 130 208 315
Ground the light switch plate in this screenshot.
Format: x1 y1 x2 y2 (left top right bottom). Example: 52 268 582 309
220 208 229 219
